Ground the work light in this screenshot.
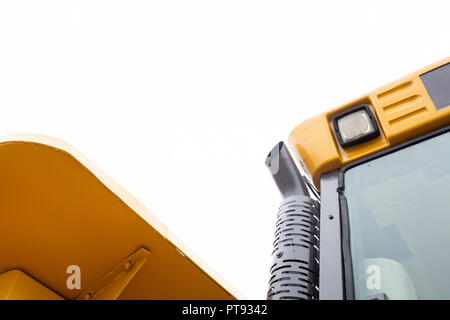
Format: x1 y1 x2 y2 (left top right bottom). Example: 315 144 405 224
332 105 379 148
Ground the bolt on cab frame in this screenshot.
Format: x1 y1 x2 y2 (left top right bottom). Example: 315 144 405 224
267 57 450 300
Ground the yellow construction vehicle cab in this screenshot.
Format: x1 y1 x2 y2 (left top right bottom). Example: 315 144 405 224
267 57 450 300
2 57 450 301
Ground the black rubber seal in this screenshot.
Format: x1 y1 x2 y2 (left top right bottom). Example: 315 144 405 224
332 105 380 148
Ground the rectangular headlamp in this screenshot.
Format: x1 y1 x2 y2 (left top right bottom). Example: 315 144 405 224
332 105 380 148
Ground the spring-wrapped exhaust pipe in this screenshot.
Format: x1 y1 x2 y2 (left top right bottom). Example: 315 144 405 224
265 142 320 300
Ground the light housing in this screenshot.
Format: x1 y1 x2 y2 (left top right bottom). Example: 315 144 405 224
332 105 380 148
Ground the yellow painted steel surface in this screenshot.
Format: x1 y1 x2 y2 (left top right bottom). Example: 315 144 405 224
0 270 63 300
288 57 450 189
0 135 243 300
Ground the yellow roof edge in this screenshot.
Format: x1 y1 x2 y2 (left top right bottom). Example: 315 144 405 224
288 57 450 190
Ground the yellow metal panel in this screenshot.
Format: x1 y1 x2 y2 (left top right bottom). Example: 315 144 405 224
289 57 450 189
0 135 244 300
0 270 63 300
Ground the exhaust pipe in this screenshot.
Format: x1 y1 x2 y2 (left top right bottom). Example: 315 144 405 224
265 141 309 198
266 142 320 300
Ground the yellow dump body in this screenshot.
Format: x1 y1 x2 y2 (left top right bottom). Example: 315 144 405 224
0 135 243 300
289 57 450 189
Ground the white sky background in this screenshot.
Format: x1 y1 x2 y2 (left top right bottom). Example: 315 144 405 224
0 1 449 299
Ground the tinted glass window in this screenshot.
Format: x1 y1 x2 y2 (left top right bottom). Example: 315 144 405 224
344 131 450 299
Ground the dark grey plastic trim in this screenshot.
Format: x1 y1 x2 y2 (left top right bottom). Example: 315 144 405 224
318 170 344 300
420 62 450 111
